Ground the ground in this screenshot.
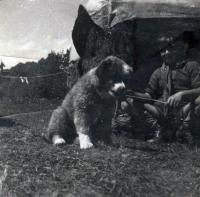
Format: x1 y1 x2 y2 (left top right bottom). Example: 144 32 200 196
0 109 200 197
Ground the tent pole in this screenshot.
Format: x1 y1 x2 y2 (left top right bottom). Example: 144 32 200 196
108 0 112 27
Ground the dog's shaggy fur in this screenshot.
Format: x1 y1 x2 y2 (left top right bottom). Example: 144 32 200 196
47 56 133 149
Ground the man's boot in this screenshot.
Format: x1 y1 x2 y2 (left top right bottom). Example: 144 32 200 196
144 111 162 143
147 128 162 143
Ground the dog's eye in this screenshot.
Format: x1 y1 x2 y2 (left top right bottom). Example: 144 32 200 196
110 77 117 83
112 73 122 81
108 79 114 84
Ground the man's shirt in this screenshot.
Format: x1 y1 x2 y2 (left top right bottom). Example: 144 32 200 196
145 61 200 99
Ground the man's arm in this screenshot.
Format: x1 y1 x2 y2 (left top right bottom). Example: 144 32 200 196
182 87 200 101
167 88 200 108
168 61 200 108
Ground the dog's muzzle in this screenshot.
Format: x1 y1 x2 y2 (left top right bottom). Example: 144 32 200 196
109 82 126 97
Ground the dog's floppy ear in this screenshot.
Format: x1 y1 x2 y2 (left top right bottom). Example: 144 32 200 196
96 56 115 78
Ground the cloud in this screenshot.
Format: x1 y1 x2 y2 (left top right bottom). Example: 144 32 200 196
0 56 37 68
0 0 88 68
20 41 36 50
0 36 71 68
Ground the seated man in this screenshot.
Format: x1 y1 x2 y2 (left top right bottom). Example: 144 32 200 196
122 36 200 143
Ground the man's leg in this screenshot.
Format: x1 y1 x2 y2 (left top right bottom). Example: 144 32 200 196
176 99 200 144
121 99 164 142
120 99 147 136
175 103 193 144
143 103 166 142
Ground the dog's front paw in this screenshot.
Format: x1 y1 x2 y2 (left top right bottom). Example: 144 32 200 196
79 133 93 149
52 135 66 145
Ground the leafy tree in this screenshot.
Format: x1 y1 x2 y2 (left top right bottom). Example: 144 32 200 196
0 60 5 73
2 50 74 102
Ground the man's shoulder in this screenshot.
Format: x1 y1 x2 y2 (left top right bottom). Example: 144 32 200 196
152 67 162 74
185 60 200 68
149 67 162 80
182 60 200 73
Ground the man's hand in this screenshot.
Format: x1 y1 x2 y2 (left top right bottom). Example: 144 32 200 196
167 92 184 108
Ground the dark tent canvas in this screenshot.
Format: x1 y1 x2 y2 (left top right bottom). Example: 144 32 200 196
72 0 200 88
85 0 200 27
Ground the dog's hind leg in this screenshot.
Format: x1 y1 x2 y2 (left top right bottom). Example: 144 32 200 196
47 107 74 145
52 135 66 145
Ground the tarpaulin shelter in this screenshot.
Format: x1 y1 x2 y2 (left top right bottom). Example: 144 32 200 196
85 0 200 27
72 0 200 88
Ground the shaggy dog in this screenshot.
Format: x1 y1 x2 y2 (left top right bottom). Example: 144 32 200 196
46 56 133 149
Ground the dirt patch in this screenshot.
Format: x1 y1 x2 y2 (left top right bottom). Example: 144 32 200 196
0 111 200 197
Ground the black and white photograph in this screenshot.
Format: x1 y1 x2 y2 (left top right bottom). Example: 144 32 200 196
0 0 200 196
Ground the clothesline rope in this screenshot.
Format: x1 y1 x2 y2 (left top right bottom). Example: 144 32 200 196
0 61 77 80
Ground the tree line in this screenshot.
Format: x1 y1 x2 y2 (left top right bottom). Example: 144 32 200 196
0 50 78 103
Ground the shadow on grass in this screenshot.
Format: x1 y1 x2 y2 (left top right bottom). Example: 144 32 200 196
0 117 20 127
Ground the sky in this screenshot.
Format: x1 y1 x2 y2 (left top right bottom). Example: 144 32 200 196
1 0 199 68
0 0 87 68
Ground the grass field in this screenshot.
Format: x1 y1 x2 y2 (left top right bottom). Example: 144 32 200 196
0 108 200 197
0 99 60 117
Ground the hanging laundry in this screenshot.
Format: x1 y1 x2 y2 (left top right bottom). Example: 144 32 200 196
20 76 29 84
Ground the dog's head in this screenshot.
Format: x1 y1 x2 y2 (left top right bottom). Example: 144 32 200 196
96 56 133 98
